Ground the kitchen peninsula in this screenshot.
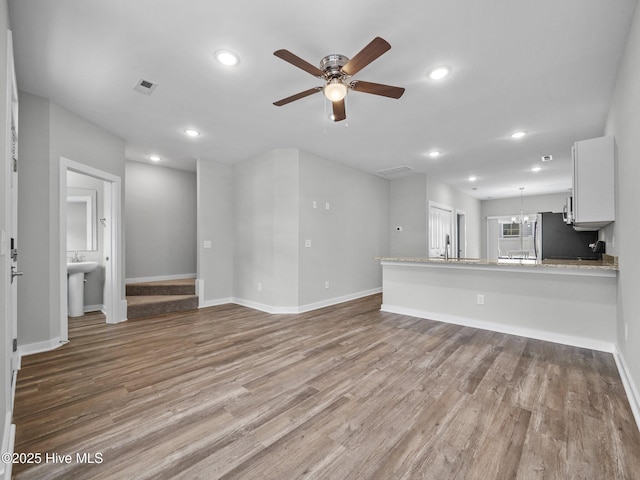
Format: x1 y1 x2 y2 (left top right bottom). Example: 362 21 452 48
379 256 618 353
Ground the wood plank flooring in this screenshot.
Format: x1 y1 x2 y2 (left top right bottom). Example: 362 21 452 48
12 294 640 479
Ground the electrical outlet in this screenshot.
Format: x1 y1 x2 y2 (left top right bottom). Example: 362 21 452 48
477 294 485 305
312 201 317 209
305 239 311 248
257 282 262 292
325 281 330 289
325 202 330 210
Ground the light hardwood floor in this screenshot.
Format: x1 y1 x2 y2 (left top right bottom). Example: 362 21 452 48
12 294 640 479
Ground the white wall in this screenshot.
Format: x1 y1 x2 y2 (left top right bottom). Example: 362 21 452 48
604 0 640 412
125 161 196 282
17 92 125 345
197 159 234 305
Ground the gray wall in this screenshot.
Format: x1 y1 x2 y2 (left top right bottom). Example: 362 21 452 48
197 159 234 303
389 175 427 257
229 148 389 310
427 177 482 259
17 92 125 345
604 0 640 410
233 149 300 308
389 174 482 258
298 150 389 306
125 161 196 281
480 192 568 257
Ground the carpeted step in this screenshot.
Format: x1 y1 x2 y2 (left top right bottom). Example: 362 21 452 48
126 278 196 296
127 294 198 319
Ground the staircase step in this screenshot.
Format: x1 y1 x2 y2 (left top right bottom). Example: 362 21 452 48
127 294 198 320
126 278 196 296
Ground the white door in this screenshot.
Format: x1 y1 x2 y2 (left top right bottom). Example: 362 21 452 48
8 32 19 373
429 203 453 258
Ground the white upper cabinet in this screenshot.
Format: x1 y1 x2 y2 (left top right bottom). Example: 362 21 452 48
572 135 615 231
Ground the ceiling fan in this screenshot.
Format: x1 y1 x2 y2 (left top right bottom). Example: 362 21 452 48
273 37 405 122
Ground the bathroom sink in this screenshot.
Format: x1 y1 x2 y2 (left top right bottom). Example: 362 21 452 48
67 261 98 274
67 261 98 317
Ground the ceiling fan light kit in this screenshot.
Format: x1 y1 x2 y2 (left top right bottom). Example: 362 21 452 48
324 78 348 102
273 37 405 122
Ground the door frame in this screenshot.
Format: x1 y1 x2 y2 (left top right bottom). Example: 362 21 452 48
456 209 466 259
59 157 123 340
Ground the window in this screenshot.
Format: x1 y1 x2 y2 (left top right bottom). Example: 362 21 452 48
502 223 520 237
501 222 533 238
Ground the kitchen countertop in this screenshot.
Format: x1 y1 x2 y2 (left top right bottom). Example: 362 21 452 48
378 254 618 272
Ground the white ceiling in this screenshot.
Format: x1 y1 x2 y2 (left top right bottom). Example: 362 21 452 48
7 0 637 199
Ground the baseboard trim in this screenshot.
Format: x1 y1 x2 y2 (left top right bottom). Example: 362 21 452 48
297 288 382 313
84 303 104 313
380 304 615 354
0 413 15 480
612 346 640 432
233 288 382 315
232 298 287 314
125 273 197 284
117 299 128 324
199 297 234 309
18 337 67 357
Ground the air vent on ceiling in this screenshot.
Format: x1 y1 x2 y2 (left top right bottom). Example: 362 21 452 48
133 78 158 95
376 165 414 177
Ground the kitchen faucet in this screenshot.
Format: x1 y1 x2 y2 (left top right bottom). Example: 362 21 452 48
444 234 450 261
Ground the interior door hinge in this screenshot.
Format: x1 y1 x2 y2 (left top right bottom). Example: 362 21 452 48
13 338 17 353
13 157 17 173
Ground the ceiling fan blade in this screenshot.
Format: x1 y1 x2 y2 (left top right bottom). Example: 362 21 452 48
350 80 405 99
273 86 323 106
274 49 324 77
332 99 346 122
342 37 391 76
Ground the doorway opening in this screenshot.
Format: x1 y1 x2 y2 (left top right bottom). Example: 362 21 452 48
59 158 122 341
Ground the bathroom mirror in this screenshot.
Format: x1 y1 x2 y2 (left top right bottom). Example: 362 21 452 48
67 187 97 251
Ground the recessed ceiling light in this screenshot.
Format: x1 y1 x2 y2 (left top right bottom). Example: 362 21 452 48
185 129 200 137
427 150 442 158
428 66 451 80
214 50 239 67
531 166 542 172
468 176 477 182
510 131 526 139
149 155 161 162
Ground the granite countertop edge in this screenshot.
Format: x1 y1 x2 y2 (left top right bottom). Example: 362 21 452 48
377 255 619 271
